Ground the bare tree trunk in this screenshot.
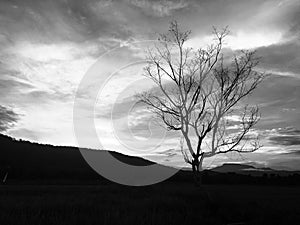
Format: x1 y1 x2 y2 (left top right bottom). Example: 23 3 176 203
192 160 198 185
192 155 203 186
192 155 215 209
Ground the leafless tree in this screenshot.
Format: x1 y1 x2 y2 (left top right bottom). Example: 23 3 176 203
137 21 264 183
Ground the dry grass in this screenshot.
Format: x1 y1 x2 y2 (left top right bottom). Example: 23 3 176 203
0 184 299 225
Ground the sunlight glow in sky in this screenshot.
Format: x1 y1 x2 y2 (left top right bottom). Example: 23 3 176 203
187 31 283 50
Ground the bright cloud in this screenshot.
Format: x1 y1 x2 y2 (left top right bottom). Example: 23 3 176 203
187 31 283 50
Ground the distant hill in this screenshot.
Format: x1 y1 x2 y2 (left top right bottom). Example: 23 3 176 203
211 163 256 173
1 133 300 185
211 163 300 177
0 133 156 183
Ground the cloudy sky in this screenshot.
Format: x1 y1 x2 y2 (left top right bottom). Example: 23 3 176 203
0 0 300 170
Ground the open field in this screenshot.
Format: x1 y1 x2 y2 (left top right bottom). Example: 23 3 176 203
0 183 299 225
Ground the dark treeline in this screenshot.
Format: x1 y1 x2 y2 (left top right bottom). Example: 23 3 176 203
0 133 154 184
1 133 300 185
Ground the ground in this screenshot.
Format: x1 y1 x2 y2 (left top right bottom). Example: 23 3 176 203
0 183 299 225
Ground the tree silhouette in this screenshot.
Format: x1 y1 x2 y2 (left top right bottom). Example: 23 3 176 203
137 21 265 184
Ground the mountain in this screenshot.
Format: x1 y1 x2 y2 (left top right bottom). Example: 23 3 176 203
0 133 157 183
211 163 300 177
211 163 257 173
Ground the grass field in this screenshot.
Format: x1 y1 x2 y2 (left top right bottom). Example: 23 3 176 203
0 183 299 225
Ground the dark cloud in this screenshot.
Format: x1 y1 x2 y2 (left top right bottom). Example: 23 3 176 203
283 3 300 38
244 75 300 130
250 75 300 106
0 105 20 132
257 41 300 75
277 127 300 136
269 135 300 146
268 156 300 171
0 0 132 45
